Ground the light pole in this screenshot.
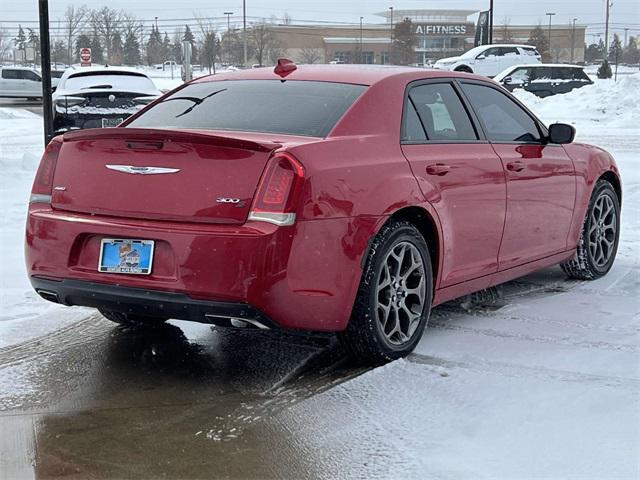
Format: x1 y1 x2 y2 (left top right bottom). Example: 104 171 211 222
546 12 555 60
359 16 363 64
38 0 53 144
243 0 247 66
489 0 494 44
389 6 394 65
224 12 234 65
571 18 577 63
604 0 612 54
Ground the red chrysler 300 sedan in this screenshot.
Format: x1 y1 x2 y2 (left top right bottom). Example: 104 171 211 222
26 62 621 363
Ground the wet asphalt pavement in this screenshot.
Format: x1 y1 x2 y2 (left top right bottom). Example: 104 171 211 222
1 315 369 479
2 265 639 479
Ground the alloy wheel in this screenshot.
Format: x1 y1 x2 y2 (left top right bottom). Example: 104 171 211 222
589 192 617 268
376 241 427 346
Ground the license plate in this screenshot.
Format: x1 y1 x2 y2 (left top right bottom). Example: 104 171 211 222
102 117 123 128
98 239 154 275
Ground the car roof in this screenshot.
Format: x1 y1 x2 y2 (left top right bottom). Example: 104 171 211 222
65 65 149 75
193 64 488 87
508 63 585 68
0 66 38 71
482 44 535 48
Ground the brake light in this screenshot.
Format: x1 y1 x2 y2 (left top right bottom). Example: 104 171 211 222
249 152 304 226
30 139 62 204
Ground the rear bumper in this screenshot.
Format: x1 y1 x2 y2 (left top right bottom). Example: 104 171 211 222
53 111 135 132
30 276 276 329
26 206 378 332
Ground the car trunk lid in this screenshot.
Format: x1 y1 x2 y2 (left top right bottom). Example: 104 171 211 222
51 128 281 224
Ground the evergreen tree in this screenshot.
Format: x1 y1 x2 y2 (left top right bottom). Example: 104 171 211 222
123 31 141 66
27 28 40 63
608 34 623 63
162 32 171 61
597 38 606 59
200 32 219 73
146 26 162 65
90 34 104 63
183 25 197 60
623 36 639 64
52 40 68 64
527 24 549 62
597 59 612 79
110 32 124 65
392 18 417 65
13 25 26 64
172 32 183 64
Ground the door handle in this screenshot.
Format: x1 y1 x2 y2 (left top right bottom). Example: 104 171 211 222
426 163 451 176
506 160 525 172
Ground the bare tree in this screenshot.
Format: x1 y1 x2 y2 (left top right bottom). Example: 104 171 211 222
193 11 216 38
249 21 277 66
90 7 123 62
498 16 514 43
0 25 12 62
282 12 292 25
63 4 88 64
299 47 322 64
121 12 142 38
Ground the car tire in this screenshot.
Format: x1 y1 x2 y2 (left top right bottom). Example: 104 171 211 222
339 220 433 364
99 309 168 327
561 179 620 280
454 65 473 73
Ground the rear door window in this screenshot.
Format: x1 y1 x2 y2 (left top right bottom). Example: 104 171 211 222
20 70 41 81
403 83 477 142
127 80 366 138
1 69 20 80
500 47 520 56
461 83 542 142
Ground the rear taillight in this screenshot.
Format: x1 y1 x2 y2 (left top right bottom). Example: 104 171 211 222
30 139 62 204
248 152 304 226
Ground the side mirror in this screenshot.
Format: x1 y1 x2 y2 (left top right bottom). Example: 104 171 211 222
548 123 575 144
476 54 486 60
503 76 513 85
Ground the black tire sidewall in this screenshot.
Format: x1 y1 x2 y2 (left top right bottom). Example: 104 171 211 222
366 225 433 355
584 181 620 276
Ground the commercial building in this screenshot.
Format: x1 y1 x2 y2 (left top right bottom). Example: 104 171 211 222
269 9 586 65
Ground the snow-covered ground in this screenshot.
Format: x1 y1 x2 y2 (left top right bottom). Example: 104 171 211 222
0 74 638 477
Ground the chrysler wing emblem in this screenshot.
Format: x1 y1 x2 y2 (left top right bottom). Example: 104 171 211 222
105 165 180 175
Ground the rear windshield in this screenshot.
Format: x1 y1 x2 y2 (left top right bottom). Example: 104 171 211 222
64 71 156 92
126 80 367 137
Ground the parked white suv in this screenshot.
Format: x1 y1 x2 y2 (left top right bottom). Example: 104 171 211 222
434 44 541 78
0 67 43 100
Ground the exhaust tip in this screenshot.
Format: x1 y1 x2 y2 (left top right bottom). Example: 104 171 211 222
36 289 60 304
204 314 270 330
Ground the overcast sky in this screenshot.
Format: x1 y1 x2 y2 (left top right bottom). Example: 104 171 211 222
2 0 639 40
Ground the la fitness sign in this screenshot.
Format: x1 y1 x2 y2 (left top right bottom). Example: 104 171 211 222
415 24 468 35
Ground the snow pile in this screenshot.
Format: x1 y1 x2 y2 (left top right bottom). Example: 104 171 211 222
513 73 640 127
0 108 40 120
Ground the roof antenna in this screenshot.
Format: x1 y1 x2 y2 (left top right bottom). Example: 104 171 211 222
274 58 296 79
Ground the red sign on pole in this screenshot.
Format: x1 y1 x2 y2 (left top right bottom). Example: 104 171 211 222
79 47 91 67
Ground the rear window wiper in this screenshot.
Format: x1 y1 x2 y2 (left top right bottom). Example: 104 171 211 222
162 88 227 118
82 85 113 89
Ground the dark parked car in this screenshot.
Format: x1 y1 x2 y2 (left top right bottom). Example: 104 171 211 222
52 66 162 133
494 64 593 97
27 63 621 363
